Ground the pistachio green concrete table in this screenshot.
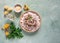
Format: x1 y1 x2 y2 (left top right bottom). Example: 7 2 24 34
0 0 60 43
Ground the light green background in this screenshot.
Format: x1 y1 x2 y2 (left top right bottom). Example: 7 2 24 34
0 0 60 43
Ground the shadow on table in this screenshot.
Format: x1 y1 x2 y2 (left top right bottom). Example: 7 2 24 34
14 11 22 18
22 29 39 36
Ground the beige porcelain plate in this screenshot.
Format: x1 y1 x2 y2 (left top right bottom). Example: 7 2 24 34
20 11 41 32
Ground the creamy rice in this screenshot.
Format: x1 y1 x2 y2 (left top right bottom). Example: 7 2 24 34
20 11 41 32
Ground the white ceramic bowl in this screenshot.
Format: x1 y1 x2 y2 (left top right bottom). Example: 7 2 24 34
20 11 41 32
14 4 22 13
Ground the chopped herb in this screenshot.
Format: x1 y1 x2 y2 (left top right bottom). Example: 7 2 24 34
28 15 32 20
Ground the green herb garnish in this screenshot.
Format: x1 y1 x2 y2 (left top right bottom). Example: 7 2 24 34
28 15 32 20
7 22 23 39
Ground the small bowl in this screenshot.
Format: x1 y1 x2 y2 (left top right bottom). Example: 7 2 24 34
14 4 22 13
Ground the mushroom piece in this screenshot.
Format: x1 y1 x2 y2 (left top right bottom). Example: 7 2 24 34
26 19 36 26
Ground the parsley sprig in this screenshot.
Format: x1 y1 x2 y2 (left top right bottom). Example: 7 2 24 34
7 22 23 39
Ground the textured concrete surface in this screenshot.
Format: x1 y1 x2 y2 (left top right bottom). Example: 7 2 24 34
0 0 60 43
